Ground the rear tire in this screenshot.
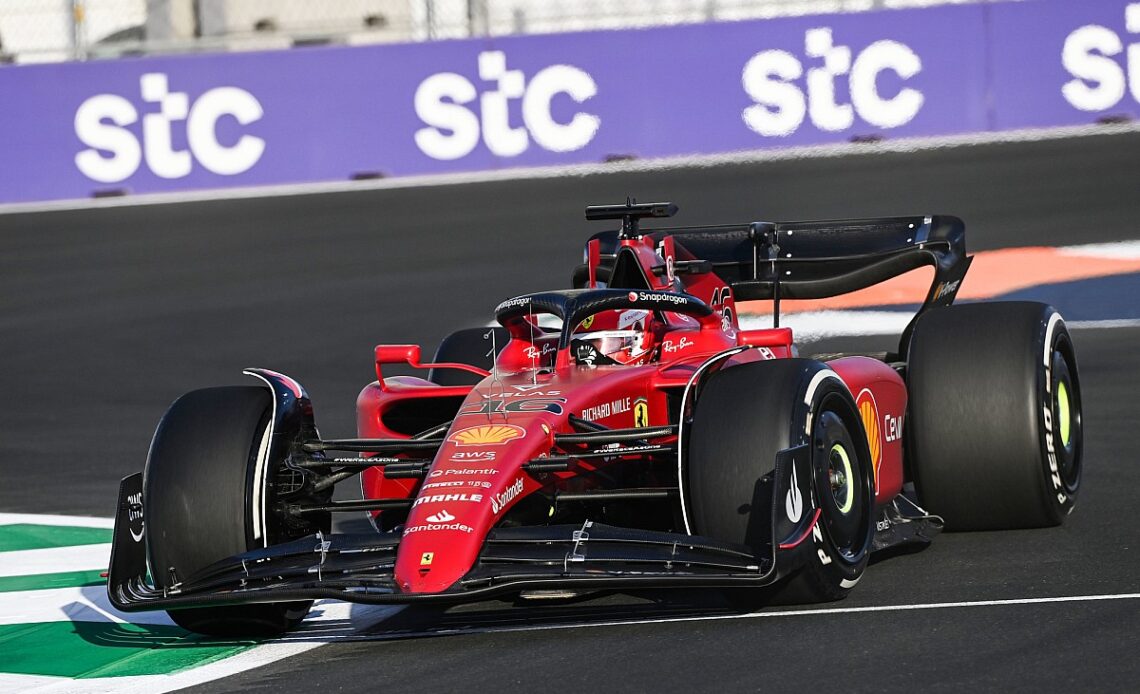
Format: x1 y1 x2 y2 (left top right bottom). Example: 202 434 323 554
144 386 316 636
907 302 1082 530
686 360 875 605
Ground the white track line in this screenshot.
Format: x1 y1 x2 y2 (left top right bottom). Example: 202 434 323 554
1058 239 1140 259
1068 318 1140 329
0 641 327 694
272 591 1140 644
738 312 1140 339
4 512 1137 693
0 585 173 627
5 592 1138 693
0 545 110 578
0 674 64 692
0 514 115 529
739 310 910 339
2 121 1140 215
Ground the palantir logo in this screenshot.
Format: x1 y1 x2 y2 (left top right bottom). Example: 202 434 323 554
1061 3 1140 112
74 73 265 183
414 50 600 160
741 27 924 137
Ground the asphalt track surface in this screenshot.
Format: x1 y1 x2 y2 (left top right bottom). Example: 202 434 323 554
3 129 1140 691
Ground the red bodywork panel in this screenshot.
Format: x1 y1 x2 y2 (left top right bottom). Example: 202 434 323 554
356 233 906 594
827 357 907 504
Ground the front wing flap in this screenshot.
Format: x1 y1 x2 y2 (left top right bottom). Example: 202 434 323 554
107 472 812 612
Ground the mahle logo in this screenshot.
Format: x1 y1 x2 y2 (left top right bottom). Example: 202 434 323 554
414 51 600 160
74 73 265 183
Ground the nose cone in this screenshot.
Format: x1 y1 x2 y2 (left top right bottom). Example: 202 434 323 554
396 501 484 593
393 424 539 594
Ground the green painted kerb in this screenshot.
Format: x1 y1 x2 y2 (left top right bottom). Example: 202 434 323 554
1 621 257 678
0 570 106 593
0 524 112 552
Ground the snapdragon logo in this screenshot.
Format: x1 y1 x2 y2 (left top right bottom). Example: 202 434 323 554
741 27 924 137
74 73 265 183
414 50 600 160
1061 3 1140 112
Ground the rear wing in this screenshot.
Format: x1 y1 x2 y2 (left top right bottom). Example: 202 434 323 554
585 208 972 358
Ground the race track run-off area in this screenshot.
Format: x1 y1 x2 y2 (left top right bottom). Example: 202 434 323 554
0 514 257 690
2 129 1140 692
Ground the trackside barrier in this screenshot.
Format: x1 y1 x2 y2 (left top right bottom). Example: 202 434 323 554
0 0 1137 204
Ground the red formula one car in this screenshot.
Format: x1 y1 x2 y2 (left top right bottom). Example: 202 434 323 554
108 201 1083 635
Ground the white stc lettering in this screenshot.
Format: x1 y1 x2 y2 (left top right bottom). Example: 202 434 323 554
75 73 265 183
415 51 600 161
1061 5 1140 112
742 28 924 137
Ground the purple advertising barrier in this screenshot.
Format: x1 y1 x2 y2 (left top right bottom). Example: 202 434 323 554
0 0 1135 205
989 0 1140 129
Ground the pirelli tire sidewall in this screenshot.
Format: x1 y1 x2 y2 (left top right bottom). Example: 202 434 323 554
907 302 1082 530
142 385 315 636
685 359 873 600
793 374 875 599
1039 316 1082 518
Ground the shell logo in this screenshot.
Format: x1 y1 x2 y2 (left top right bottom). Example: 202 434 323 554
856 388 882 489
448 424 526 446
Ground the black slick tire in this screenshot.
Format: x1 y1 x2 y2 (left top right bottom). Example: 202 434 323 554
686 359 875 605
907 302 1082 531
144 386 312 636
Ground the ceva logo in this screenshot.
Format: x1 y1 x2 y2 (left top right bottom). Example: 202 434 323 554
414 50 600 160
1061 3 1140 112
741 27 924 137
74 73 265 183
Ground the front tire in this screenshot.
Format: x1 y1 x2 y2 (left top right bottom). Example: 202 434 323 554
686 360 875 605
144 386 316 636
907 302 1082 530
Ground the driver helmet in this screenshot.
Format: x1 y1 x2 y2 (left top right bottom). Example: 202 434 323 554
572 310 657 366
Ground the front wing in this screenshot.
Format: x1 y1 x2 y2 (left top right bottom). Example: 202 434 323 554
107 450 822 611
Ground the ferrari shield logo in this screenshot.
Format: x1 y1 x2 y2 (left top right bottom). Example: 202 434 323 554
634 398 649 427
420 552 434 566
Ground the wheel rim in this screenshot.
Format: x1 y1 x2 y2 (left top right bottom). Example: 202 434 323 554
1050 347 1081 491
813 402 871 564
1056 381 1071 448
829 443 854 514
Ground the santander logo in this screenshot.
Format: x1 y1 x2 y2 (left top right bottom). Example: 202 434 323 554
491 477 525 514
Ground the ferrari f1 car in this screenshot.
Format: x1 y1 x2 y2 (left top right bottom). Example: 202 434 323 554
108 201 1083 635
